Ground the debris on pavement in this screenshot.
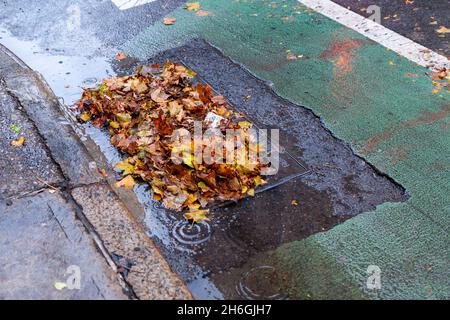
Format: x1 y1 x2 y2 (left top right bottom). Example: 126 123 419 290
163 17 176 25
115 52 128 60
185 2 200 11
11 136 25 147
76 62 268 221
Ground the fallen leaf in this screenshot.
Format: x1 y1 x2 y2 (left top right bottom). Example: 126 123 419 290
291 199 299 206
79 112 91 122
11 136 25 147
436 26 450 34
115 175 136 189
184 209 209 223
185 2 200 11
163 17 176 25
115 159 135 175
431 70 448 80
54 282 67 290
115 52 128 60
196 10 211 16
287 52 298 60
10 123 20 134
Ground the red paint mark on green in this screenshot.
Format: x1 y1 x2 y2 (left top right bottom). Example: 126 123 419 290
320 38 364 74
320 37 365 106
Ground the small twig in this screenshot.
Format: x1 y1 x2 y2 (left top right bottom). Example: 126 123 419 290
36 177 60 191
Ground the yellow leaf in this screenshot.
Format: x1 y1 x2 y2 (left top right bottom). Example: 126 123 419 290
80 112 91 122
109 121 120 129
54 282 67 290
11 136 25 147
115 175 135 189
254 176 267 186
186 193 198 204
436 26 450 34
114 160 135 175
152 185 164 195
198 181 207 190
183 154 194 168
185 2 200 11
291 199 299 206
184 209 209 223
116 113 132 123
247 188 255 196
238 121 252 128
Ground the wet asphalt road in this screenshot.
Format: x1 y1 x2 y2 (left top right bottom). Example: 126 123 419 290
332 0 450 57
0 0 445 299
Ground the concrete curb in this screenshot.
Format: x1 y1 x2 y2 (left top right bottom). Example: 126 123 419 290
0 44 192 300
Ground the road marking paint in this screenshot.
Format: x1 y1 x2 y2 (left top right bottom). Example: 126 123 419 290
111 0 155 11
298 0 449 69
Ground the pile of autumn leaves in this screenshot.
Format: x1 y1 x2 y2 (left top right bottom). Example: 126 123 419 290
77 62 267 222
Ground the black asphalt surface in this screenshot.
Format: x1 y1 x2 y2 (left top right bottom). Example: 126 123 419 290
332 0 450 57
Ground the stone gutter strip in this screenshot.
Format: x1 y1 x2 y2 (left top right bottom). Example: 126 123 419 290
72 184 192 300
0 44 192 300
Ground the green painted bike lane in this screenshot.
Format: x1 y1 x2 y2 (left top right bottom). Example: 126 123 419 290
123 0 449 299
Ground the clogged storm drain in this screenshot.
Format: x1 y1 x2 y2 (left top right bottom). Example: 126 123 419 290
76 62 287 222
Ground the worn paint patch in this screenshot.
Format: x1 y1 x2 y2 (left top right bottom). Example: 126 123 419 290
364 104 450 154
320 36 366 106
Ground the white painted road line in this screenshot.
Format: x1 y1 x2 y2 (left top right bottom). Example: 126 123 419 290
298 0 450 69
111 0 156 11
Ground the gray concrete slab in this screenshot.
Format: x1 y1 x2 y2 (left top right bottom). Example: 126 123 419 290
71 184 192 300
0 44 102 186
0 82 64 199
0 190 127 299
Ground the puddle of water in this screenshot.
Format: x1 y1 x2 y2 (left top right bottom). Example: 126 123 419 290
0 27 114 106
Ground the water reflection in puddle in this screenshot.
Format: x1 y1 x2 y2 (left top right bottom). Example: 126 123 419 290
0 27 113 106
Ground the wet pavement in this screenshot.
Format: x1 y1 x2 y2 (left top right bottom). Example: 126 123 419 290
0 0 448 300
81 40 408 299
0 190 127 299
331 0 449 57
0 82 63 199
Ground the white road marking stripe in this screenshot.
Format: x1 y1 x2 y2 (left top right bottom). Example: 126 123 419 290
111 0 156 11
298 0 449 69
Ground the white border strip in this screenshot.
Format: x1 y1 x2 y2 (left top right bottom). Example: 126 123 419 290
299 0 449 69
111 0 155 11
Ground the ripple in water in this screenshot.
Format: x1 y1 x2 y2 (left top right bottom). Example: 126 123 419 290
172 220 211 250
236 266 287 300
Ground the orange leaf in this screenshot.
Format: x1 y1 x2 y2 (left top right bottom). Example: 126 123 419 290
196 10 211 16
185 2 200 11
11 136 25 147
163 17 176 25
115 52 128 60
